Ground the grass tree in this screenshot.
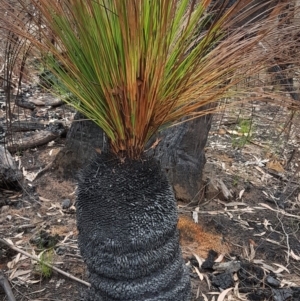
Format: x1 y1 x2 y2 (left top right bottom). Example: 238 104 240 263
0 0 298 300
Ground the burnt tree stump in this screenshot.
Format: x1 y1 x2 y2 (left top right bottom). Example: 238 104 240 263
0 145 22 189
54 111 212 203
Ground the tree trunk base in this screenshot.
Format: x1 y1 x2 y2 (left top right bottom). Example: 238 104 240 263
77 154 191 301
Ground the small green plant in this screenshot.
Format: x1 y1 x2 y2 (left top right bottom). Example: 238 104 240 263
232 118 253 148
239 119 252 135
232 175 240 187
37 249 53 278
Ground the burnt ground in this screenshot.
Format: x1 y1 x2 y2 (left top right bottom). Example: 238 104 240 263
0 89 300 301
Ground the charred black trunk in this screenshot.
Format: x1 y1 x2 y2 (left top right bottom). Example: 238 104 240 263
53 112 108 177
77 154 191 301
153 114 212 203
55 111 212 203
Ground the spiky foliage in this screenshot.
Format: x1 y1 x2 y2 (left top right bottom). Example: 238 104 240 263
0 0 297 158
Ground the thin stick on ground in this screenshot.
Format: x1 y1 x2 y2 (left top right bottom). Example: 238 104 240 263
0 271 16 301
0 238 91 287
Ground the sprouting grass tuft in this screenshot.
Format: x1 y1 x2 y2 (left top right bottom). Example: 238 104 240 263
36 249 54 279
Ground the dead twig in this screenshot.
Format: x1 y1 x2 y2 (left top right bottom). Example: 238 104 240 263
33 161 54 180
259 203 300 221
0 270 16 301
0 238 90 287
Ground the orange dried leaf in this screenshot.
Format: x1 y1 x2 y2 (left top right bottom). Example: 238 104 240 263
266 160 285 173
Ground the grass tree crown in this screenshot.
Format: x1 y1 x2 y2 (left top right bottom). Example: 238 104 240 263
0 0 296 159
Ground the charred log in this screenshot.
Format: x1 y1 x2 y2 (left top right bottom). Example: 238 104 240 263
1 121 46 132
7 125 65 153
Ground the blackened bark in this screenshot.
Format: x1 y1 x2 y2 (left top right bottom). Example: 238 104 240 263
54 112 211 203
153 115 212 203
0 145 22 189
77 154 191 301
53 112 108 176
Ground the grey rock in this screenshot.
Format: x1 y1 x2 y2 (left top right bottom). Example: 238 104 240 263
62 198 71 209
213 260 241 273
55 246 66 256
272 288 293 301
266 275 281 288
1 205 9 213
211 272 234 289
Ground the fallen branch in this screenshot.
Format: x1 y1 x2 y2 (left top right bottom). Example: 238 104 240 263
0 271 16 301
1 121 46 132
6 130 61 153
45 98 65 107
259 203 300 221
0 238 90 287
15 96 36 110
